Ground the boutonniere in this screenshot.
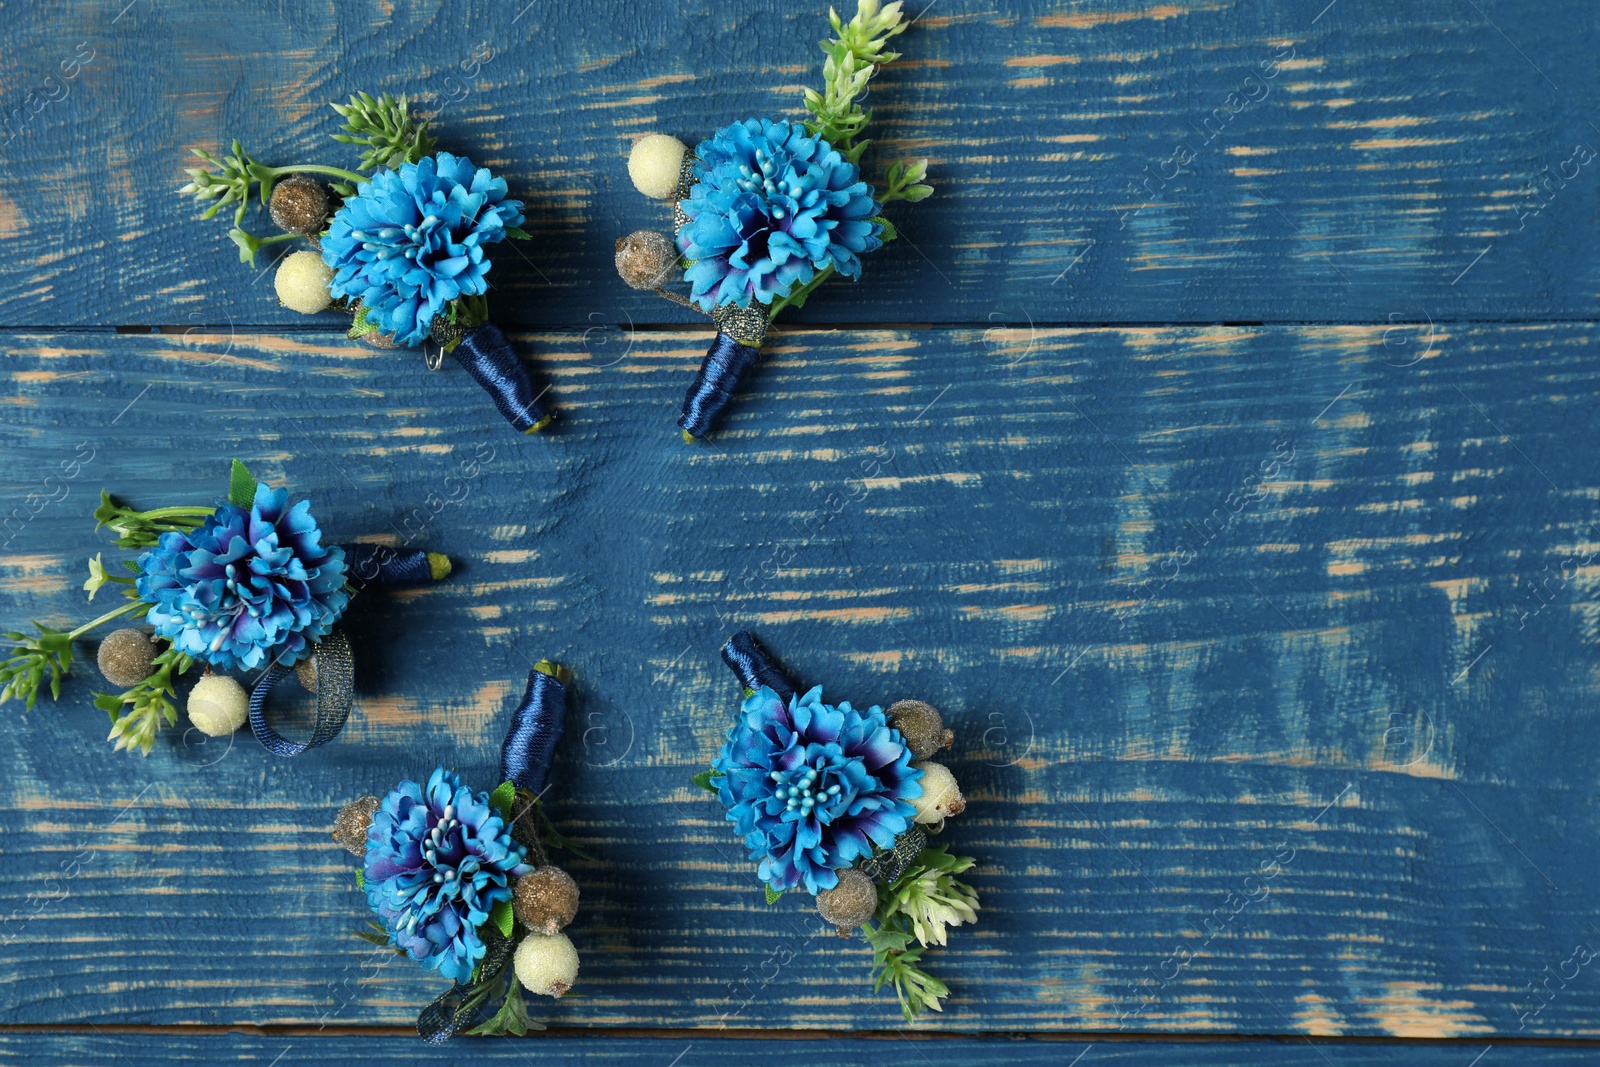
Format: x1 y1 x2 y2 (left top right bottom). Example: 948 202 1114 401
0 461 448 756
181 92 554 433
334 662 587 1042
616 1 933 440
697 633 977 1021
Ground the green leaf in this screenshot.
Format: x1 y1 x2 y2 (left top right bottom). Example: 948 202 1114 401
488 779 516 819
346 305 380 340
871 216 898 243
227 460 257 507
764 884 783 905
489 898 514 939
465 977 544 1037
691 769 721 793
506 226 532 241
354 868 365 890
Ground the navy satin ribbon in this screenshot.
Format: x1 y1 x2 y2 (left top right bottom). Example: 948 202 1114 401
248 628 353 756
340 543 433 586
679 330 760 439
452 323 551 433
720 631 796 704
415 926 517 1044
499 666 568 795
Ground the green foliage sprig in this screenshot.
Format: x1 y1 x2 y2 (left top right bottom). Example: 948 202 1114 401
93 491 211 549
179 93 433 264
95 644 195 756
0 600 144 711
466 972 544 1037
803 0 908 160
779 0 931 324
862 845 980 1021
2 465 254 755
179 141 364 227
879 845 979 946
332 92 437 177
864 915 948 1022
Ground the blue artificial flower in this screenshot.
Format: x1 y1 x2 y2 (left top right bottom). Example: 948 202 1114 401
678 118 882 312
321 152 524 347
137 484 348 671
363 768 533 984
713 685 922 895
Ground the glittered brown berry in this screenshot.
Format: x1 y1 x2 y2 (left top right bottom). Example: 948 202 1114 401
887 699 953 760
816 867 878 934
270 174 333 236
614 229 678 290
333 795 380 855
96 628 156 689
512 865 580 935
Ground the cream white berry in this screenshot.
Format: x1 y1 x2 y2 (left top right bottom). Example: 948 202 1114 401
910 761 966 824
514 930 579 997
274 250 335 314
627 133 689 200
186 672 248 737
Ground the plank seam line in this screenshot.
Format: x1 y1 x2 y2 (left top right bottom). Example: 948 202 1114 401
0 1026 1596 1047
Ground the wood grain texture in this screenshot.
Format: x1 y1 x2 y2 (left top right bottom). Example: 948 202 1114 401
0 1032 1584 1067
0 327 1596 1038
0 0 1596 328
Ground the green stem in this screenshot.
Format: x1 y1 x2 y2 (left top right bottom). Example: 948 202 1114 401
271 163 367 185
68 600 145 641
136 506 215 522
768 264 836 319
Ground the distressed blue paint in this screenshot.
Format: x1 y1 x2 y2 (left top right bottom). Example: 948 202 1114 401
0 1 1595 326
0 327 1596 1039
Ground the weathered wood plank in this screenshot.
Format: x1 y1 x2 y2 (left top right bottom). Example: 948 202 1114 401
0 1032 1585 1066
0 1 1595 327
0 326 1596 1036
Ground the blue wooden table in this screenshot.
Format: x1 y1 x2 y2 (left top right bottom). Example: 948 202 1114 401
2 1 1597 1063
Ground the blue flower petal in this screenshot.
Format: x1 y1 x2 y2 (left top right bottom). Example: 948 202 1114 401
676 118 882 313
711 684 920 895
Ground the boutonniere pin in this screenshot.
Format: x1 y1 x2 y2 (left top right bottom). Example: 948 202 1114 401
617 1 933 440
182 92 554 433
697 633 977 1021
0 461 448 756
334 662 588 1041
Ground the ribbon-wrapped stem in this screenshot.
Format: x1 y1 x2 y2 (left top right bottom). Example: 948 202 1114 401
679 330 760 440
450 323 553 434
678 303 771 441
720 631 797 704
500 660 571 795
340 543 451 586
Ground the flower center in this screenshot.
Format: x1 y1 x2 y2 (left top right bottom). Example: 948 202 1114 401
419 802 473 883
770 762 843 817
